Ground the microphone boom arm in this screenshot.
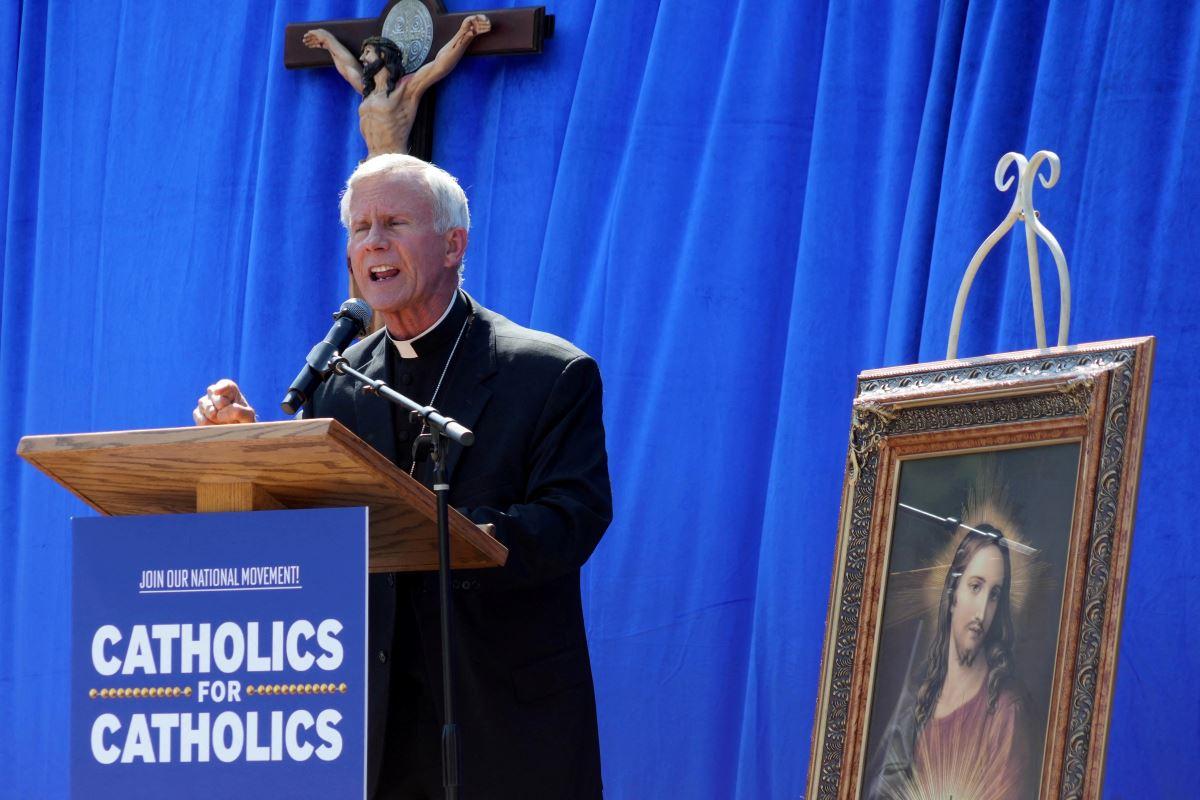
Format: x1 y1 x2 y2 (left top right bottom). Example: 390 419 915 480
328 355 475 447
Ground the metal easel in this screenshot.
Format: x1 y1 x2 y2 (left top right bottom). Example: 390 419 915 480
946 151 1071 360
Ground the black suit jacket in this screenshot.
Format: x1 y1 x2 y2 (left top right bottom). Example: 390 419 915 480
306 295 611 798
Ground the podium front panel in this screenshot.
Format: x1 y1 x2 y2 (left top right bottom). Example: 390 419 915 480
71 507 368 798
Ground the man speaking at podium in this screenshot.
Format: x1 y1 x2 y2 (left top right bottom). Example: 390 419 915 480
193 154 612 799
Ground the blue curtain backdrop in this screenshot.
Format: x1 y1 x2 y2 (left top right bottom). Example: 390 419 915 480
2 1 1197 796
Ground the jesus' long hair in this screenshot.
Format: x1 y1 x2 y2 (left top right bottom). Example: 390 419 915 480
913 525 1016 730
360 36 406 98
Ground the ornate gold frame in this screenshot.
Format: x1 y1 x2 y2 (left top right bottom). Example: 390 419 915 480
806 337 1155 799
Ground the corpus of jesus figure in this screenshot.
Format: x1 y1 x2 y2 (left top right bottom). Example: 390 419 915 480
303 14 492 157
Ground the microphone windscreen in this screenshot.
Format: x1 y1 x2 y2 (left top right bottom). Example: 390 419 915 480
339 298 373 335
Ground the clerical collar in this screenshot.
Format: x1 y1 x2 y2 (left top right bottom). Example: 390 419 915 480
386 291 467 359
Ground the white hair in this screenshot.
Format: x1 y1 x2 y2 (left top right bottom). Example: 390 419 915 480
339 154 471 234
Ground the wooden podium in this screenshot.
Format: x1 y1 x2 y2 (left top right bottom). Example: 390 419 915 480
17 419 507 573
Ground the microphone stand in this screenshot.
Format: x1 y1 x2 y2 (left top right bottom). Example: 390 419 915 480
328 354 473 800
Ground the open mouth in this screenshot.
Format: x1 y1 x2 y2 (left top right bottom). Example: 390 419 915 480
369 265 400 282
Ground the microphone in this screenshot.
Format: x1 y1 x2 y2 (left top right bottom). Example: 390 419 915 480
280 299 372 415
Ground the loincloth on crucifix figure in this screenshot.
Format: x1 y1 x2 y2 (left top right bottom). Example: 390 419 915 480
303 14 491 159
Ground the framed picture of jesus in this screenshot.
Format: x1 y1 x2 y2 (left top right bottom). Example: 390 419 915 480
806 337 1155 800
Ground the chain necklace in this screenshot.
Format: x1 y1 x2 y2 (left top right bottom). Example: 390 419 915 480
409 307 475 477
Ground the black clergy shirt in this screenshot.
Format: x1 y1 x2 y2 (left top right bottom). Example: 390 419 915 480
378 290 474 797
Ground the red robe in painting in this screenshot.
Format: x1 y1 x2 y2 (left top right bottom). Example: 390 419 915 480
910 683 1032 799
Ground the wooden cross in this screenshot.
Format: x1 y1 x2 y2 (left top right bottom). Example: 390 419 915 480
284 0 554 160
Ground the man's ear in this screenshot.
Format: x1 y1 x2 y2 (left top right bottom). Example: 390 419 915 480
443 228 468 268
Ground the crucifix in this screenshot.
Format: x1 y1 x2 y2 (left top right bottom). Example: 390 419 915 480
284 0 554 161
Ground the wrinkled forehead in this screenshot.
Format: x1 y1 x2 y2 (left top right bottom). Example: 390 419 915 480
349 171 434 217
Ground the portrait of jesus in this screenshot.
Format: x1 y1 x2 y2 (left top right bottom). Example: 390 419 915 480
863 444 1080 800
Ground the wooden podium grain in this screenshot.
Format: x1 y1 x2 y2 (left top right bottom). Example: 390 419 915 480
17 419 507 573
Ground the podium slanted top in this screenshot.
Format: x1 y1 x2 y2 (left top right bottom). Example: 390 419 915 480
17 419 506 573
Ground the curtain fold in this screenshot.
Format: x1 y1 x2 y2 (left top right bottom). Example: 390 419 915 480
3 1 1197 796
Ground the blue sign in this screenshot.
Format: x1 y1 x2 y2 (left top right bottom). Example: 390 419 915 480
71 507 368 799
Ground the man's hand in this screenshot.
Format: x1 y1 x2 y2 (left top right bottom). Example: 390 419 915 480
193 379 256 426
302 29 335 50
462 14 491 38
